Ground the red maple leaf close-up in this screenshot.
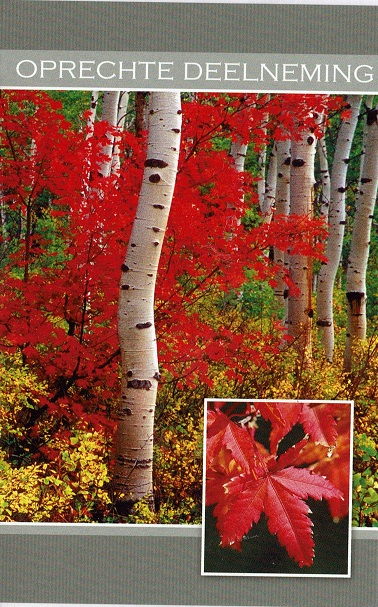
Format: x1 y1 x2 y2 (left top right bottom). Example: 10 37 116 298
205 400 351 570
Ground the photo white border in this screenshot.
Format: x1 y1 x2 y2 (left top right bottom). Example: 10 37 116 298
202 399 354 577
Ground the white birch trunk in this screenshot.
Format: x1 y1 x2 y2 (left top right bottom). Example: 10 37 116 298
317 134 331 221
344 101 378 370
230 138 247 173
261 143 277 223
273 139 291 309
317 95 361 362
112 91 130 175
114 91 182 512
98 91 120 178
287 131 317 361
86 90 99 140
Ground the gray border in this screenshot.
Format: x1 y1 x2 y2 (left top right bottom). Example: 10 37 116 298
0 1 377 604
1 2 378 54
0 533 377 605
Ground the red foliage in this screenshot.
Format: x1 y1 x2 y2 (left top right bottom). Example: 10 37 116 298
0 90 345 463
205 400 351 568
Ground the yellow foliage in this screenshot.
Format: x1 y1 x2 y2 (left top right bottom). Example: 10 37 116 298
0 430 110 522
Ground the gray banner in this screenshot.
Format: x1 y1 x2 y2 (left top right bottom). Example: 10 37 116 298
2 50 378 92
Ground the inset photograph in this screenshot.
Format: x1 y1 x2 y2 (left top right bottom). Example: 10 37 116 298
202 399 353 576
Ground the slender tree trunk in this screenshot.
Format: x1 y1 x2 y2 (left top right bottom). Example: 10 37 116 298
287 130 317 361
317 132 331 221
86 90 99 139
135 92 149 136
112 91 130 175
261 143 277 222
317 95 361 362
273 139 291 310
344 101 378 371
113 91 182 513
98 91 120 178
230 138 247 173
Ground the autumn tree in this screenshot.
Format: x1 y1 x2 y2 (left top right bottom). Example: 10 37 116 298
286 129 317 360
113 91 182 512
317 95 361 362
344 100 378 371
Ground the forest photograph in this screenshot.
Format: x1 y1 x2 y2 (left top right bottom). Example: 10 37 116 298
203 398 352 575
0 89 377 526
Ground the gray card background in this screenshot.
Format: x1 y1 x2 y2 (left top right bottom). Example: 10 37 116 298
0 2 377 606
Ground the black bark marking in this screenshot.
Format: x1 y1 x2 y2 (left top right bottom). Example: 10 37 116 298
152 227 161 233
346 292 365 314
292 159 305 167
366 107 378 125
317 320 332 327
122 407 132 416
283 157 291 165
177 109 182 114
136 322 152 329
153 241 160 246
127 370 133 377
307 309 314 318
149 174 161 183
337 187 347 193
153 371 161 381
171 128 180 133
361 177 372 184
343 158 350 164
153 204 165 209
307 136 314 145
283 288 289 299
147 273 153 277
121 285 130 291
127 379 152 390
131 243 136 248
121 264 130 272
277 172 283 178
145 158 169 168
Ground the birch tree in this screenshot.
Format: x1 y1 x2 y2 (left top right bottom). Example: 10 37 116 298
317 132 331 221
316 96 361 362
98 91 120 178
86 90 99 139
273 139 291 309
230 137 247 174
112 91 130 175
286 130 317 360
261 143 277 222
113 91 182 512
344 101 378 371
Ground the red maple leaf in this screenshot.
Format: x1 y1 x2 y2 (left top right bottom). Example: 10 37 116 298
206 405 344 568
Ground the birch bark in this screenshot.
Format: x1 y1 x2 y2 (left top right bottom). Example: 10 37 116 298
273 139 291 309
261 143 277 222
344 101 378 370
112 91 129 175
317 95 361 362
114 92 182 512
98 91 120 178
287 131 316 361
